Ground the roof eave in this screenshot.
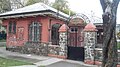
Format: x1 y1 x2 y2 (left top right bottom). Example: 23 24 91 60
0 10 69 21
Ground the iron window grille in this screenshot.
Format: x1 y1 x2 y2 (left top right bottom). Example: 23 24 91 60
8 22 16 34
70 27 78 33
51 23 61 45
28 22 41 42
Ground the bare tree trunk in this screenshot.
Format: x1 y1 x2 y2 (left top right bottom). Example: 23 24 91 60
100 0 119 67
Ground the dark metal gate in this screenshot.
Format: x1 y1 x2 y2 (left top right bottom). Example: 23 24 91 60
67 26 84 61
67 46 84 61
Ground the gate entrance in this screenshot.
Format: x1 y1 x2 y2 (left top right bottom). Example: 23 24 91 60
67 15 86 61
67 46 84 61
67 26 84 61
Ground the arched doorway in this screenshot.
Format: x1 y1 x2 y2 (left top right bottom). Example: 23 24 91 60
51 23 61 45
67 14 89 61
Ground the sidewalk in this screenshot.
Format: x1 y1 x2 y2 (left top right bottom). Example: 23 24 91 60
0 47 51 63
0 42 6 47
0 47 97 67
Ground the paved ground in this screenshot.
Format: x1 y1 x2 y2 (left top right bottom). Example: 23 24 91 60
0 47 50 63
0 46 98 67
12 65 37 67
0 42 6 47
47 60 98 67
1 42 120 67
0 42 98 67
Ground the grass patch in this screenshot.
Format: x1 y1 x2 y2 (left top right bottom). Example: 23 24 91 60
117 42 120 49
0 57 33 67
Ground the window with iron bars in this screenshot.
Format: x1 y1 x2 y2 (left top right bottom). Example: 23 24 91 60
51 23 61 45
8 22 16 34
28 22 41 42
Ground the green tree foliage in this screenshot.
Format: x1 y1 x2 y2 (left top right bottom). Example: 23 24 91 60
117 32 120 39
25 0 75 15
0 0 11 13
51 0 75 16
25 0 49 6
0 0 24 13
52 0 68 11
62 9 76 16
0 0 75 16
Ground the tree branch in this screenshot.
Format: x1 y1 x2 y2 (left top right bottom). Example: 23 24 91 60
112 0 120 14
113 0 120 6
16 0 25 7
100 0 106 12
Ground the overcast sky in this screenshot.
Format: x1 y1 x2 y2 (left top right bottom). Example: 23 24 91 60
51 0 120 24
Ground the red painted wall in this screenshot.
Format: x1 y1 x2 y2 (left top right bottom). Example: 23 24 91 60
2 16 65 47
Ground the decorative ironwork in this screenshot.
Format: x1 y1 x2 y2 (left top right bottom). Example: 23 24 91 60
28 22 41 42
9 21 16 34
51 23 61 45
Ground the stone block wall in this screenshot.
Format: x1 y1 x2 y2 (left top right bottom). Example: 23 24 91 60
48 45 61 55
47 32 68 58
7 42 49 56
21 42 48 56
84 32 97 61
59 32 67 57
94 48 120 62
94 48 103 61
6 41 67 58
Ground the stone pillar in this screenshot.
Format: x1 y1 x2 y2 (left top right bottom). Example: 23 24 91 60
59 24 69 58
83 23 97 64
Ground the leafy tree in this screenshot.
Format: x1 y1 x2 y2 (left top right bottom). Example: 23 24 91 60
25 0 49 6
100 0 119 67
14 0 25 7
117 32 120 39
52 0 68 11
25 0 75 15
0 0 11 13
62 9 76 16
0 0 24 13
51 0 75 16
